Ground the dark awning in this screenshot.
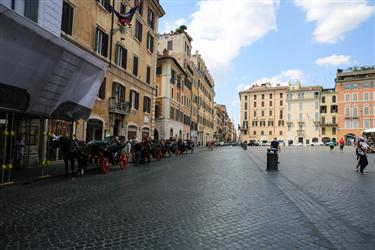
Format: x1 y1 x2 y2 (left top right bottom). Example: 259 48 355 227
0 4 107 120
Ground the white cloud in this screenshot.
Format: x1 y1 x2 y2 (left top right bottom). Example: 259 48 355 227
161 18 187 33
188 0 280 79
237 69 305 91
295 0 375 43
315 54 352 66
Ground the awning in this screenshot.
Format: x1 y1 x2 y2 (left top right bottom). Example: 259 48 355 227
0 4 107 120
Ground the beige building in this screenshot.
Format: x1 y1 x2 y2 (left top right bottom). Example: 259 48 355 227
62 0 164 141
239 83 287 143
320 89 338 144
155 52 192 140
158 31 215 146
286 82 322 145
191 51 215 145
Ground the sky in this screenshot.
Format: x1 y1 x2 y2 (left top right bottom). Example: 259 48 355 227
158 0 375 128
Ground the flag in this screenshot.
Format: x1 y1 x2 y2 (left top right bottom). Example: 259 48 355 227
106 0 143 27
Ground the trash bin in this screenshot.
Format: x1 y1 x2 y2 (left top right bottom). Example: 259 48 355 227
266 148 278 171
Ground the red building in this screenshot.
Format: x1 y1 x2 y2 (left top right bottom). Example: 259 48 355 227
336 67 375 143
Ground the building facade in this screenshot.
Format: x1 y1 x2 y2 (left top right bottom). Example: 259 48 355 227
287 82 321 145
320 89 338 144
62 0 164 141
155 53 191 140
336 68 375 143
239 83 287 143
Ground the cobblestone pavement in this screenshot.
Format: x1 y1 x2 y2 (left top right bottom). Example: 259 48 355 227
0 146 374 249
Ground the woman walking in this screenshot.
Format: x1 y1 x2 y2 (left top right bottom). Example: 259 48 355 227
339 138 345 152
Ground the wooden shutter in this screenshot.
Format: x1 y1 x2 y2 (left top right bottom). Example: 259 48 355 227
135 92 139 110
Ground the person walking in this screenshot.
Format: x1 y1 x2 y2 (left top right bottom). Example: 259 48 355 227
356 137 374 174
339 137 345 152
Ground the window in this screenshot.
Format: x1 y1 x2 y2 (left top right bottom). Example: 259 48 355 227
322 127 325 135
364 106 370 115
245 95 248 101
147 7 155 30
299 102 303 111
345 107 350 117
320 106 327 114
280 93 283 98
344 120 351 128
129 90 139 110
95 27 108 57
364 92 369 101
253 131 256 135
332 96 336 103
269 131 272 135
288 113 291 122
332 117 336 125
315 112 319 121
322 96 326 103
331 105 337 113
288 125 291 132
244 112 247 120
261 131 264 135
167 41 173 50
288 103 291 111
269 101 272 106
344 93 350 102
262 94 265 100
261 110 265 116
352 119 358 128
61 1 74 35
315 100 319 109
254 95 257 100
147 33 154 52
352 83 358 89
363 119 370 129
332 127 336 135
299 113 303 121
253 111 256 117
143 96 151 113
279 110 283 119
244 103 248 110
344 84 351 90
254 102 257 107
352 93 358 101
112 82 125 103
269 110 272 116
352 107 358 117
137 0 143 15
133 56 138 76
322 117 326 125
261 101 264 107
97 0 110 9
280 100 283 106
116 45 127 69
134 20 143 42
98 77 106 99
363 82 371 88
146 65 151 84
269 94 273 99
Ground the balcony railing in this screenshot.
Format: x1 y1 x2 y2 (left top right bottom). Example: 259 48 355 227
109 97 130 115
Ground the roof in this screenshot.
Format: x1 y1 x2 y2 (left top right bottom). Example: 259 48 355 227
157 55 187 76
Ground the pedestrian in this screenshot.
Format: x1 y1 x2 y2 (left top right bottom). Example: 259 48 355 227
354 139 362 172
339 137 345 152
328 141 335 151
357 138 370 174
13 135 25 170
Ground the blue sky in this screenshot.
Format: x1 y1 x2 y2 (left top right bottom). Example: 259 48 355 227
159 0 375 128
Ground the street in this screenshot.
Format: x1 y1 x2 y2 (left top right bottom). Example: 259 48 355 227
1 146 375 249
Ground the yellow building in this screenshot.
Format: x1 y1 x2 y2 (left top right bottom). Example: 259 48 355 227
191 51 215 146
286 82 322 145
239 83 287 144
62 0 164 141
320 89 338 144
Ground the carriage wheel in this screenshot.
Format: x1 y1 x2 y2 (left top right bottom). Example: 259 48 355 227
119 153 128 170
102 159 110 173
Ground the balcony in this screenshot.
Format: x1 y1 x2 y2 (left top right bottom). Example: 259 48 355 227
108 97 130 115
297 129 304 136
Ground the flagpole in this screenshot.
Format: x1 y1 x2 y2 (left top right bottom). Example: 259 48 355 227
109 0 116 67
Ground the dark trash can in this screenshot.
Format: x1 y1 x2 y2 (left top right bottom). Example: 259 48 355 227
266 148 278 171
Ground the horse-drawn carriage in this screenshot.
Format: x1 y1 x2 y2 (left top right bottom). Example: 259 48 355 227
88 136 129 173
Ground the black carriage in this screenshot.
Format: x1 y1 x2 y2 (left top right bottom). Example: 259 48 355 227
88 136 129 173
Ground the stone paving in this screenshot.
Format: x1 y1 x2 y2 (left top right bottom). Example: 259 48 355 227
0 146 374 249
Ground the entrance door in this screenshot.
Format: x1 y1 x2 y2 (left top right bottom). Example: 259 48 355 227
86 119 103 142
306 139 310 145
298 137 303 144
113 119 120 136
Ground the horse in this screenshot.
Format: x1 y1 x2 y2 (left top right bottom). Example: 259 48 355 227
50 136 89 177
